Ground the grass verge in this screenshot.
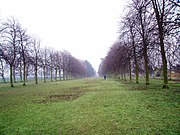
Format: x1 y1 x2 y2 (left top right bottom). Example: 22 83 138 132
0 78 179 134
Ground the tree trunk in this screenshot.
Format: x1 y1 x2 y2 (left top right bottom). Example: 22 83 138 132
135 63 139 83
44 49 47 83
151 0 168 88
59 68 61 80
129 58 132 82
159 18 169 88
55 67 58 81
139 9 150 85
161 43 168 88
144 47 150 85
169 63 172 80
63 69 65 80
124 73 127 81
43 66 46 83
50 66 53 82
132 43 139 84
10 65 14 87
121 72 123 80
19 58 23 82
34 53 38 84
13 66 16 83
130 26 139 83
25 65 28 82
23 62 26 86
35 64 38 84
22 48 26 86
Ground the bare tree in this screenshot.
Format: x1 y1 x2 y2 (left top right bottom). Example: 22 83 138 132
166 34 180 80
40 47 48 83
83 60 96 77
18 28 32 86
130 0 155 85
61 50 71 80
54 51 62 81
150 0 178 88
1 18 20 87
48 48 54 82
1 16 95 86
70 57 87 79
98 41 130 81
31 39 41 84
122 15 140 83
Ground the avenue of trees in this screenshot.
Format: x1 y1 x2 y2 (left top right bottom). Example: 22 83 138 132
98 0 180 88
0 17 96 87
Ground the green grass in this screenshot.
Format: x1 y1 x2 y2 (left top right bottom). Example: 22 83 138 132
0 78 179 134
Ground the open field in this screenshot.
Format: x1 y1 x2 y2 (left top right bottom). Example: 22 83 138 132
0 78 179 134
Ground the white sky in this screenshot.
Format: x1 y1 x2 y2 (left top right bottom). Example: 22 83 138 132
0 0 127 71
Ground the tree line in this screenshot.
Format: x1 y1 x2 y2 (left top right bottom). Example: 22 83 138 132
0 17 96 87
98 0 179 88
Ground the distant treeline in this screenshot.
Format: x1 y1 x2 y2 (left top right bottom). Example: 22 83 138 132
0 17 96 87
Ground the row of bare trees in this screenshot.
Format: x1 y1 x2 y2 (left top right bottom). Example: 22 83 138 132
98 0 179 88
0 17 96 87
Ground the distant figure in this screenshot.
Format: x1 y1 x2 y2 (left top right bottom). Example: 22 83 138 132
104 75 107 80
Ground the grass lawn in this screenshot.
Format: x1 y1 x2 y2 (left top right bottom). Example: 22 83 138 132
0 78 179 134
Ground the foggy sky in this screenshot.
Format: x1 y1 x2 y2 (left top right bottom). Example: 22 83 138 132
0 0 128 71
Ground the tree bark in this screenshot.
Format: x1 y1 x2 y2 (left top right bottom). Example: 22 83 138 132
23 62 26 86
144 47 150 85
132 36 139 83
35 64 38 84
13 66 16 83
169 64 172 80
139 10 150 85
43 49 47 83
22 50 26 86
59 68 61 80
129 58 132 82
10 65 14 87
161 42 168 88
43 65 46 83
151 0 169 88
35 54 38 84
55 67 58 81
19 58 22 82
130 24 139 83
159 22 168 88
124 73 127 81
50 66 53 82
63 69 65 80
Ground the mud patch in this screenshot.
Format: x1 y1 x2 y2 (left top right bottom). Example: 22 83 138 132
33 85 93 104
68 86 90 91
33 91 85 104
48 91 85 101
